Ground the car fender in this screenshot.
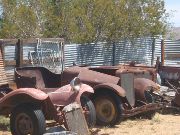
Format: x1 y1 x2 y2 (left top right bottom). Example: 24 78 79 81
93 83 126 97
76 84 94 105
0 88 48 115
48 84 94 106
134 78 160 101
1 88 48 104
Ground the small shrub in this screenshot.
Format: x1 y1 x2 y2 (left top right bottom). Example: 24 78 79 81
0 116 10 131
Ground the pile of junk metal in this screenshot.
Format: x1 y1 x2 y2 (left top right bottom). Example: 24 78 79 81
0 39 179 135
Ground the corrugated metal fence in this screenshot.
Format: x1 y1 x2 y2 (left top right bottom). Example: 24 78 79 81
164 40 180 66
114 38 154 65
65 37 156 67
64 42 114 67
153 39 180 66
1 37 180 83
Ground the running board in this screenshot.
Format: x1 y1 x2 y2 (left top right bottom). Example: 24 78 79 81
122 103 162 117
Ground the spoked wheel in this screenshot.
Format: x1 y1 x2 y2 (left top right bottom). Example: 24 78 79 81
81 96 96 127
93 92 122 126
10 105 46 135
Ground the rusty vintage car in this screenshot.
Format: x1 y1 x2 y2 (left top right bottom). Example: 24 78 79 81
0 77 93 135
114 61 180 110
15 68 96 127
117 60 180 109
15 65 161 126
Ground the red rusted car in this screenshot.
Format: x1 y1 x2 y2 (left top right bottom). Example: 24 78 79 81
15 68 96 127
0 77 94 135
114 61 180 112
15 66 161 126
118 61 180 110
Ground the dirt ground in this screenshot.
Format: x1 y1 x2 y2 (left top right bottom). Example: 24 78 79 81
0 113 179 135
93 113 180 135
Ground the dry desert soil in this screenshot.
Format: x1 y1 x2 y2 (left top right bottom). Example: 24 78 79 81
0 113 179 135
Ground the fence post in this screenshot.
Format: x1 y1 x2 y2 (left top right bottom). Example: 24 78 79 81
112 42 116 66
161 39 165 66
151 38 156 66
0 40 4 60
16 39 23 67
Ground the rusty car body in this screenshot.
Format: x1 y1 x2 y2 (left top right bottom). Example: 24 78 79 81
15 67 96 127
158 66 180 109
0 77 93 135
15 65 161 126
116 61 180 109
123 60 180 108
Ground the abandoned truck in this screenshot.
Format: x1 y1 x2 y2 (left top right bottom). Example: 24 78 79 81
15 66 161 126
0 78 91 135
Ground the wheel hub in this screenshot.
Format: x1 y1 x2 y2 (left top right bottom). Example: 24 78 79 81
95 98 116 123
16 113 33 135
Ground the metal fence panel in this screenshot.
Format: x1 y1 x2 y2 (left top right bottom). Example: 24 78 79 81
64 42 114 68
3 42 17 82
0 50 8 86
115 37 154 65
64 38 155 68
3 37 180 83
164 40 180 66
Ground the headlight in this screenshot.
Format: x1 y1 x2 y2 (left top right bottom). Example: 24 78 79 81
70 77 81 92
156 73 161 85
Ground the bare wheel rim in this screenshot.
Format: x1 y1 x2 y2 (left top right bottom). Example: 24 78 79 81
95 98 116 123
15 113 33 135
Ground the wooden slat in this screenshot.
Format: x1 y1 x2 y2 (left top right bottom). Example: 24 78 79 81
0 50 8 86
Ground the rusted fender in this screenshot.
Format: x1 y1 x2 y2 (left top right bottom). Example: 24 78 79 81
134 78 160 101
93 83 126 97
61 66 88 86
77 84 94 105
48 84 94 106
0 88 48 114
78 69 120 87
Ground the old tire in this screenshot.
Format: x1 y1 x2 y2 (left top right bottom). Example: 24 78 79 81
93 92 122 126
81 96 96 127
10 105 46 135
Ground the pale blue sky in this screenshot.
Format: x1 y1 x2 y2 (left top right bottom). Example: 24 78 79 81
165 0 180 27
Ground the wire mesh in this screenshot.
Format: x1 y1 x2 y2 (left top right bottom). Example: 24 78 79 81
28 38 63 73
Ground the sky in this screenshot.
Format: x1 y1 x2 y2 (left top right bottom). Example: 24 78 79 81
165 0 180 27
